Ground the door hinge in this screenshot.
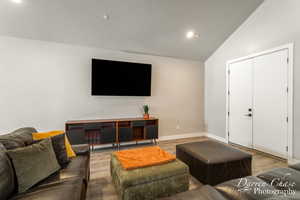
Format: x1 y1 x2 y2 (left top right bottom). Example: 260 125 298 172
287 58 289 64
286 146 289 152
228 91 230 95
287 87 289 93
228 70 230 75
228 112 230 116
228 132 230 137
286 117 289 123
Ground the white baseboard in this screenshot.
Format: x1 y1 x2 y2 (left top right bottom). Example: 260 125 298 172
206 133 228 143
158 132 206 141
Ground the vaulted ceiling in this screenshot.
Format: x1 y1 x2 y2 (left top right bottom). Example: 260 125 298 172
0 0 263 60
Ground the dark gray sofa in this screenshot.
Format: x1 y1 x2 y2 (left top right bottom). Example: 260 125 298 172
161 163 300 200
0 127 90 200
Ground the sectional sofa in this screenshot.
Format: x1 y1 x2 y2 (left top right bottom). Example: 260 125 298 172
0 127 90 200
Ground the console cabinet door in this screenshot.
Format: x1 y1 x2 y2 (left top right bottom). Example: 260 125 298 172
66 129 86 145
100 127 116 144
145 125 158 139
118 127 133 142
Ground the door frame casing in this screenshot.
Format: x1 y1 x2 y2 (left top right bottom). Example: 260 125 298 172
225 43 294 160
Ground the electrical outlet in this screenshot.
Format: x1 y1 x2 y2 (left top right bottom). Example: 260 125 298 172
176 120 180 129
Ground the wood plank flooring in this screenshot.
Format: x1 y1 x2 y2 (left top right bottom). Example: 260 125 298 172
87 137 287 200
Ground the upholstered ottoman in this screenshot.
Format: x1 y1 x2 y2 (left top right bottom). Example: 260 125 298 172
110 153 189 200
176 140 252 186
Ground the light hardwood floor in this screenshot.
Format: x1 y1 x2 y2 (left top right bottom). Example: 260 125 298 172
87 136 287 200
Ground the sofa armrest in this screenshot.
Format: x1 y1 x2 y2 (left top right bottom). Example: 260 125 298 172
289 163 300 171
72 144 90 156
72 144 91 182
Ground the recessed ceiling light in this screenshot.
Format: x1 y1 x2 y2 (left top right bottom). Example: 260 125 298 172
11 0 22 4
186 31 199 39
103 14 110 20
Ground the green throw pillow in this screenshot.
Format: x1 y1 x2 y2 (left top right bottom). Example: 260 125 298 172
7 138 60 193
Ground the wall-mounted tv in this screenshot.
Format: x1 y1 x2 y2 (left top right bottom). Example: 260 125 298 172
91 59 152 96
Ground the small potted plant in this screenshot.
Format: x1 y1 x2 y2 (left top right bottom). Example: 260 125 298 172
143 105 150 119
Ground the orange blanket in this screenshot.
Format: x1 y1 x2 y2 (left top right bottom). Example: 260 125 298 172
115 146 176 170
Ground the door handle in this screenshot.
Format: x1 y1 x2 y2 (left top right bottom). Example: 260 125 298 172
244 113 252 117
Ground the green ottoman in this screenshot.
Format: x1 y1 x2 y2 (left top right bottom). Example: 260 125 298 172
110 153 189 200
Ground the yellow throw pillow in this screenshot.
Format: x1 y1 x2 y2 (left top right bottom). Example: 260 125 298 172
32 130 76 158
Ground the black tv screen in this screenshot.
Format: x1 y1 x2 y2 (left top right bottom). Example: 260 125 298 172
92 59 152 96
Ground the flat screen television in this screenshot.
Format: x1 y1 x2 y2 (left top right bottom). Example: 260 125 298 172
92 59 152 96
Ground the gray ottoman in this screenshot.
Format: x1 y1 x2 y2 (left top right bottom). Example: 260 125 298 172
110 153 189 200
176 140 252 185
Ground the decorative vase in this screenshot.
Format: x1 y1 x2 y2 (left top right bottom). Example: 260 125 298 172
143 113 150 119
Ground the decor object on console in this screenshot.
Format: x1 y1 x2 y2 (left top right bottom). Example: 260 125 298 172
66 117 158 150
143 104 150 119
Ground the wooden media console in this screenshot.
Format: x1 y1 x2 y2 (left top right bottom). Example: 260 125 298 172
65 117 159 150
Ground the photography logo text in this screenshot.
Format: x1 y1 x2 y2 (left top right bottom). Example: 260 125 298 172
237 173 296 197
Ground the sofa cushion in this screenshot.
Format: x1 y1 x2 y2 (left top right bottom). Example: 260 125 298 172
10 127 37 145
0 143 16 200
0 139 25 150
7 138 61 193
9 179 85 200
215 176 277 200
32 131 76 158
0 128 37 149
34 154 89 187
24 145 90 189
33 134 72 168
32 134 70 168
50 134 70 168
258 167 300 190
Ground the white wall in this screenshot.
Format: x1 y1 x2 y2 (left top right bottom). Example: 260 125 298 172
205 0 300 159
0 36 204 137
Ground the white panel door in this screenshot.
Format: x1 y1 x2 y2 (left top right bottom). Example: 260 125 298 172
229 59 253 148
252 50 288 157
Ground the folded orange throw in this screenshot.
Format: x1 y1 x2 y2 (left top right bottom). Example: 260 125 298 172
115 146 176 170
